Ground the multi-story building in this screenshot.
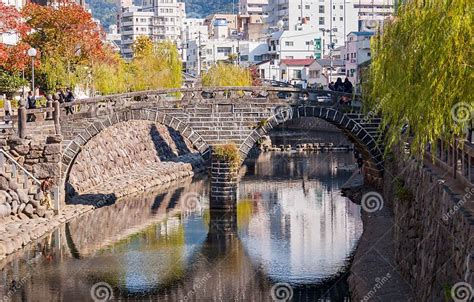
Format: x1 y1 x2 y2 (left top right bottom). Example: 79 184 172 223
342 31 373 87
119 7 155 58
181 18 208 64
239 0 268 16
205 14 239 39
118 0 186 58
265 0 393 52
142 0 185 42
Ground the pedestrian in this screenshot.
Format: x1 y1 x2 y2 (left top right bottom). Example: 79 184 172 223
57 88 65 104
343 77 353 93
3 98 12 124
26 91 36 122
40 177 54 209
334 77 344 92
328 82 335 91
65 87 74 115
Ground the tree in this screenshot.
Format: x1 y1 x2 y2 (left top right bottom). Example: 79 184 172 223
0 3 30 94
202 63 252 87
367 0 473 155
132 36 154 57
22 3 105 91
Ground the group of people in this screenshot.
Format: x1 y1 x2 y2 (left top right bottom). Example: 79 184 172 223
24 87 75 122
329 77 353 94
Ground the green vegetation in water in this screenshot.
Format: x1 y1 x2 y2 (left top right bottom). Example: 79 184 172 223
366 0 473 156
213 143 241 167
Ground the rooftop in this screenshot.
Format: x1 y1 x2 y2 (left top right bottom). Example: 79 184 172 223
280 58 315 66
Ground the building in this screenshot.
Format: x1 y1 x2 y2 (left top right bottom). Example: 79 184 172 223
118 0 186 58
105 25 121 53
239 0 268 16
142 0 185 43
265 0 393 53
181 18 208 64
266 30 323 61
342 31 373 87
357 0 395 32
119 7 155 58
238 14 266 41
204 14 239 39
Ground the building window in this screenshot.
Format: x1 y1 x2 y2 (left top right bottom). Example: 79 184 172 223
285 41 294 46
293 70 302 79
309 70 319 78
319 5 324 13
305 5 310 9
340 5 343 9
319 17 324 25
368 52 371 57
240 55 249 62
254 55 263 61
340 17 343 21
305 40 313 45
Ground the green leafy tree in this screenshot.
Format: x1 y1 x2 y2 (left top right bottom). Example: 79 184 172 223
367 0 473 155
202 63 252 87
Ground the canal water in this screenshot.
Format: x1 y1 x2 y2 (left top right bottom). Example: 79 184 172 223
0 152 363 302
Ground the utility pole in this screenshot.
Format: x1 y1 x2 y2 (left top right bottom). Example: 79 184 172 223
197 32 202 77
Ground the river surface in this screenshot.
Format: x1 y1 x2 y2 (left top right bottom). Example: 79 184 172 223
0 152 362 302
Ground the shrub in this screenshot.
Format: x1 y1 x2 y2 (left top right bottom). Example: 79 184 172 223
213 143 241 167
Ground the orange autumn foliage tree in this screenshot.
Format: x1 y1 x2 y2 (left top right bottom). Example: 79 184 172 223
0 3 30 94
22 3 106 91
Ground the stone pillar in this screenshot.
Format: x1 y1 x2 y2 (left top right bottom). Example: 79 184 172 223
53 100 61 134
46 95 53 120
17 99 27 139
210 154 238 210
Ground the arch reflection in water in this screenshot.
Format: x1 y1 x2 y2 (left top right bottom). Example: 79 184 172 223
0 152 362 301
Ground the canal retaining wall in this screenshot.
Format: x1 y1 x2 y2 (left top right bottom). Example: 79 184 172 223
66 120 205 197
383 154 473 301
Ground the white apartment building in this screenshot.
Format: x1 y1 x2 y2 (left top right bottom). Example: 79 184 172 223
142 0 185 42
265 0 393 52
119 1 186 58
120 8 155 58
342 31 373 86
181 18 208 63
239 0 268 16
186 39 267 76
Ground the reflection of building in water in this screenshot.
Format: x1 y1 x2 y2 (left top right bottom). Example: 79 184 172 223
239 152 362 284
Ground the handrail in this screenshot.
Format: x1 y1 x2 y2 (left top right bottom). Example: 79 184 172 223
0 149 41 185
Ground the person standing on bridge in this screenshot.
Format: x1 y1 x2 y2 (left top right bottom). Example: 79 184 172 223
26 91 36 122
343 78 353 93
65 87 74 115
334 78 344 92
3 98 12 124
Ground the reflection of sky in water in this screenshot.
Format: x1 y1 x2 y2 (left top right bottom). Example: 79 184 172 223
238 153 363 285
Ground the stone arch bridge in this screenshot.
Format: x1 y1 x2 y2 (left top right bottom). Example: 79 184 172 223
10 86 384 202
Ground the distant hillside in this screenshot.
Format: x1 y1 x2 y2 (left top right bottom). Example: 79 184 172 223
184 0 234 18
87 0 234 30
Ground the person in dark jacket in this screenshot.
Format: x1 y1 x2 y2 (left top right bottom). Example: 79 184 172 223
334 77 344 92
343 77 353 93
26 91 36 122
64 88 74 115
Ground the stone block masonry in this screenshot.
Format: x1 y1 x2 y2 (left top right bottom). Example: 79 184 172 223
383 154 474 301
67 120 205 197
210 156 238 210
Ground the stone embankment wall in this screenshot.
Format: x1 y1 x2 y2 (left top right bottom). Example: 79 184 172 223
67 120 204 196
0 136 62 222
384 155 473 300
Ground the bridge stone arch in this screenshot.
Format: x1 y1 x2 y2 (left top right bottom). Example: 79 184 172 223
60 107 211 189
238 105 384 177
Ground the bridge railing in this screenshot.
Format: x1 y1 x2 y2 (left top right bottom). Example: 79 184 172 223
15 86 362 138
426 138 474 187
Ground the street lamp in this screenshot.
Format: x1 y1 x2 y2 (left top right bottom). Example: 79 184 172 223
320 28 336 86
27 48 37 98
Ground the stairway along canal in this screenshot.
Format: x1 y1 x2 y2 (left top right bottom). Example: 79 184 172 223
0 130 365 301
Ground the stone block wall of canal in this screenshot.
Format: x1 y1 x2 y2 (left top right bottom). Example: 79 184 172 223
382 155 474 301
